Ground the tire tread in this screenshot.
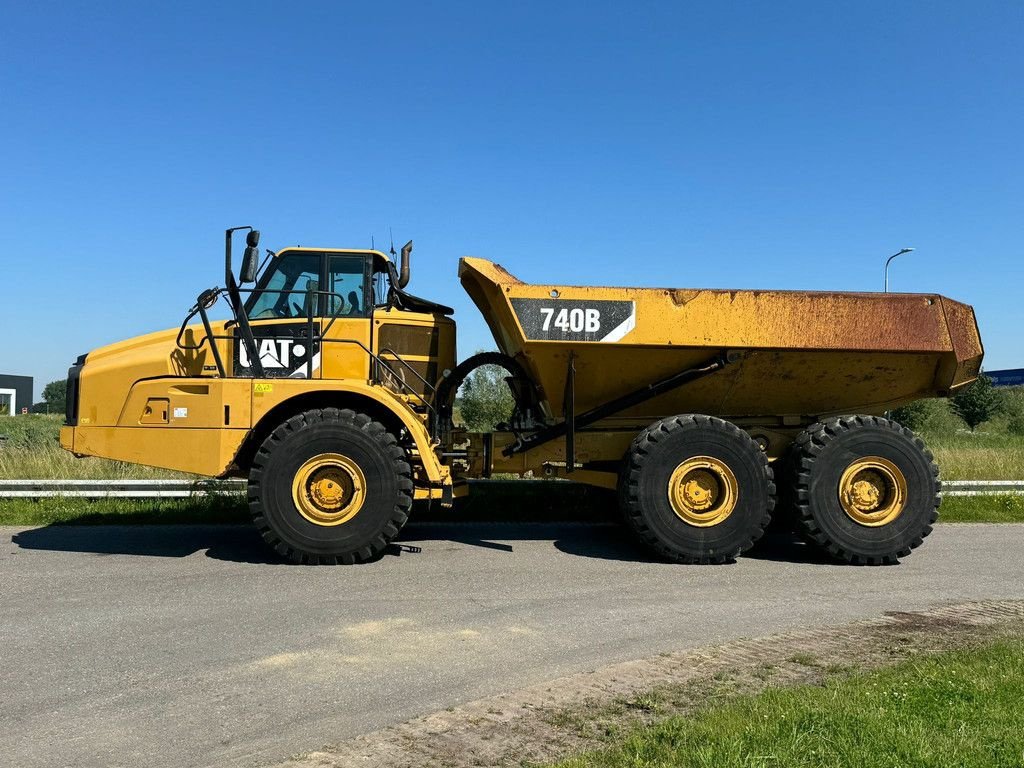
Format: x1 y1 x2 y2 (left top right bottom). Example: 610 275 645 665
791 415 939 564
248 408 412 564
619 415 775 564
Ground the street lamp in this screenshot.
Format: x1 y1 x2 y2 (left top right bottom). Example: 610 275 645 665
884 248 915 292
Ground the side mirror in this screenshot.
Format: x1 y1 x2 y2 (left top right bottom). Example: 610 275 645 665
246 230 261 248
240 246 260 283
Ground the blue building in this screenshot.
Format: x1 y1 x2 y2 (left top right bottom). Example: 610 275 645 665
987 369 1024 388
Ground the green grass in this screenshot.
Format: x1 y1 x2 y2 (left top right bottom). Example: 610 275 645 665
0 496 248 526
0 415 191 480
926 431 1024 481
546 639 1024 768
939 494 1024 523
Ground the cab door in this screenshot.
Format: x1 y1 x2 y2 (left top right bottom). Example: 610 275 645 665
318 253 373 381
236 250 372 381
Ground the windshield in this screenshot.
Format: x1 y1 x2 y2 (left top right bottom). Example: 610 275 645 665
245 253 321 319
244 251 375 319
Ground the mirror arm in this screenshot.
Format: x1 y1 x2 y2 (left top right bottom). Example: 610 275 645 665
226 272 264 378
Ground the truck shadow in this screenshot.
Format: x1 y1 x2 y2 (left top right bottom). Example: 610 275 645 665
11 524 288 564
548 526 840 565
11 521 841 566
10 478 847 565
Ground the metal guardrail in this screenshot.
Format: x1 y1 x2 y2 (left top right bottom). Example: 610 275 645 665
0 479 246 498
942 480 1024 497
0 479 1021 499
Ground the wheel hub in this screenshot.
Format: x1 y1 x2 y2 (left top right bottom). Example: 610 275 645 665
838 457 907 526
308 469 351 511
667 457 738 527
680 469 717 510
292 453 366 526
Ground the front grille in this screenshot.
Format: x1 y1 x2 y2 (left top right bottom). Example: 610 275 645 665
65 353 86 426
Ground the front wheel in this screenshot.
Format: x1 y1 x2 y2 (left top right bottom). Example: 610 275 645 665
248 408 413 564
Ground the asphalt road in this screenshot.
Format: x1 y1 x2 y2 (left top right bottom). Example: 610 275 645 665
2 522 1023 768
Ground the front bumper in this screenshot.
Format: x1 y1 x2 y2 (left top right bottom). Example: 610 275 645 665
59 426 75 452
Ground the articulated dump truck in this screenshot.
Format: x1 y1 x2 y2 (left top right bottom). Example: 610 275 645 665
60 227 983 565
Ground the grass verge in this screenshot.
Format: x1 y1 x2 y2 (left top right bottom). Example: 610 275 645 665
0 415 192 479
0 489 1022 527
927 431 1024 481
545 638 1024 768
939 493 1024 523
0 496 248 526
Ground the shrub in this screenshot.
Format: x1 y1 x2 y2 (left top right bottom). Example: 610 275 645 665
891 398 964 434
951 374 1003 431
455 363 515 432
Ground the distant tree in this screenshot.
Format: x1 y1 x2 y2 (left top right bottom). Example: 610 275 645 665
42 379 67 415
456 365 515 432
950 374 1002 431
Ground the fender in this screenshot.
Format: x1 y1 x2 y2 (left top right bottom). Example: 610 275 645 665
244 378 447 484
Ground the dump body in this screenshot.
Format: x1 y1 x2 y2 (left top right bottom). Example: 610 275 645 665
459 258 983 422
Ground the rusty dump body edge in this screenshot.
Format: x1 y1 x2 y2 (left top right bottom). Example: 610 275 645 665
458 257 983 422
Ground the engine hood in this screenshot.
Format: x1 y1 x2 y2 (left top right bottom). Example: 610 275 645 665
74 323 226 426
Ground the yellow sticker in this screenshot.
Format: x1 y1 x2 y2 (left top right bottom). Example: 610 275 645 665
254 382 274 395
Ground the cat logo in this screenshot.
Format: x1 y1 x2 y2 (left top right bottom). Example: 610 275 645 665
234 323 322 378
239 338 309 369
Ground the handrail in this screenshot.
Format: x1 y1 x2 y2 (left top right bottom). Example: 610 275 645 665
176 330 433 405
377 347 437 394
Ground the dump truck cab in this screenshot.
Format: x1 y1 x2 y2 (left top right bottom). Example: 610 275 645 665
237 246 456 391
61 230 457 498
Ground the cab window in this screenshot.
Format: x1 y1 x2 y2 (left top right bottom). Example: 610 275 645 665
246 253 321 319
327 255 369 317
372 262 391 307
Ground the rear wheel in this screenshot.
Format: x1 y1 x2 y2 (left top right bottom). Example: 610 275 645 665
248 408 413 564
790 416 939 564
619 415 775 563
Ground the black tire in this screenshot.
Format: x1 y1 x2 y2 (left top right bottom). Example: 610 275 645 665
767 440 803 534
790 416 939 565
619 415 775 564
248 408 413 564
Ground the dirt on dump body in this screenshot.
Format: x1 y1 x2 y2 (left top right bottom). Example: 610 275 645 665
275 601 1024 768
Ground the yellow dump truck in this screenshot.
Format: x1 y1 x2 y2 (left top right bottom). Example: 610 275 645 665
60 227 983 565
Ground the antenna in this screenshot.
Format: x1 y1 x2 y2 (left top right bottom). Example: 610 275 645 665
389 227 397 257
371 235 375 250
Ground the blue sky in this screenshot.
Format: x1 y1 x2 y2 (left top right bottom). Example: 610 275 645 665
2 1 1021 400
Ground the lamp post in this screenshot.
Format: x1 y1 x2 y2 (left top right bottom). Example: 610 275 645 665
884 248 914 292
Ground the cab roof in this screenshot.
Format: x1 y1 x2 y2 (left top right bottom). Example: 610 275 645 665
276 246 391 264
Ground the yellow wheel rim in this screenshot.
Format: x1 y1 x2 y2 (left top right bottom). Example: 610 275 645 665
838 456 907 527
291 452 366 527
667 456 739 527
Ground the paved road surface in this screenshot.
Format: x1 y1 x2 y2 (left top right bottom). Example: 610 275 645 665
2 522 1022 768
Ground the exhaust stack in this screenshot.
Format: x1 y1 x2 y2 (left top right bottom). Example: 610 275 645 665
398 240 412 288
